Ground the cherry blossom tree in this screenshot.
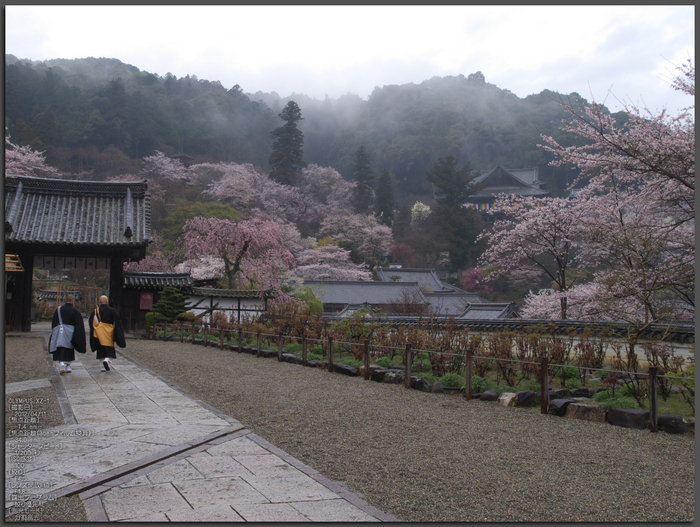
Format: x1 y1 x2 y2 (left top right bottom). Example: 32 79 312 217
123 232 176 273
5 136 62 178
477 195 585 319
320 210 393 253
142 151 190 182
203 162 355 235
536 59 695 324
292 244 372 281
180 216 295 290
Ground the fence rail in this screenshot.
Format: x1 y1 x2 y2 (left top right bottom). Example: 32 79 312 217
262 314 695 343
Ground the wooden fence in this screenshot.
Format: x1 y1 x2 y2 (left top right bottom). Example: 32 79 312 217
151 322 691 433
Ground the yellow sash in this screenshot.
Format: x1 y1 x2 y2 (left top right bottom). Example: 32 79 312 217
93 307 115 347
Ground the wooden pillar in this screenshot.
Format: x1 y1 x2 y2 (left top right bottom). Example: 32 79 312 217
465 350 473 400
302 336 308 367
328 336 334 373
363 340 370 380
277 332 283 361
649 366 658 432
404 344 412 389
540 356 549 414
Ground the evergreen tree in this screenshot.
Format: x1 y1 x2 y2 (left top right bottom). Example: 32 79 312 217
426 156 484 271
374 169 395 226
425 155 480 208
352 145 374 213
268 101 305 186
151 287 191 324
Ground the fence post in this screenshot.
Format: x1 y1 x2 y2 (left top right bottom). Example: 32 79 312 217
257 330 262 358
404 344 412 388
540 356 549 414
191 323 195 344
180 322 184 343
238 328 243 353
163 322 168 341
302 336 308 367
278 332 283 361
328 336 334 373
465 350 473 400
204 324 208 347
363 340 370 380
220 328 225 350
649 366 658 432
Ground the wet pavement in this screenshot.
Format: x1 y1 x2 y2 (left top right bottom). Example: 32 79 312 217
5 326 398 522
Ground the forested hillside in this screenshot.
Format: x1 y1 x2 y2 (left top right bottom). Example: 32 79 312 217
5 55 618 199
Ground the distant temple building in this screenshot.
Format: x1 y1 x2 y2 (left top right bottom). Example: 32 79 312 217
465 165 549 223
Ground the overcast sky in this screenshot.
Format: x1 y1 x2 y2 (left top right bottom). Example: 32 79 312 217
5 5 695 114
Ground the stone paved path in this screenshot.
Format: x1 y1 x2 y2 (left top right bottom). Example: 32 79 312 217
5 334 397 522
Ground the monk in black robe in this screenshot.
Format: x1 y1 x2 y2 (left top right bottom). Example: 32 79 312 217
50 294 87 374
88 295 126 372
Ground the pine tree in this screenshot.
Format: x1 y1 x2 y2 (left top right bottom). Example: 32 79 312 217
268 101 306 186
374 169 395 226
352 145 374 213
151 287 191 324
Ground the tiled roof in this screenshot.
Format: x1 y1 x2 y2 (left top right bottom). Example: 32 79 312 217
188 287 269 299
376 267 460 292
303 280 428 307
457 303 519 320
424 292 484 315
468 165 549 200
124 272 194 290
4 175 151 248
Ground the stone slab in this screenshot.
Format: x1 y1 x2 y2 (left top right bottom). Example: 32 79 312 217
234 502 312 522
290 498 381 522
100 482 194 521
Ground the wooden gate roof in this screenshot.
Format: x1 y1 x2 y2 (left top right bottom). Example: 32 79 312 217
4 174 151 259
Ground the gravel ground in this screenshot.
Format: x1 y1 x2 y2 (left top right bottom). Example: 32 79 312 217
118 339 696 523
5 337 89 522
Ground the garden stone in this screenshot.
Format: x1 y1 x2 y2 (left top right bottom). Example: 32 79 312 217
371 369 390 382
282 353 303 365
516 391 541 407
657 414 692 435
548 398 574 416
480 390 499 401
571 388 591 398
592 388 607 395
551 388 572 399
467 392 482 400
260 349 277 359
410 377 432 392
305 359 321 368
382 371 403 384
565 403 606 423
432 382 444 393
605 408 650 430
497 392 518 407
333 363 359 377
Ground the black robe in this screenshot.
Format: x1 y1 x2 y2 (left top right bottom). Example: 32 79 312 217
88 304 126 360
50 302 87 362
